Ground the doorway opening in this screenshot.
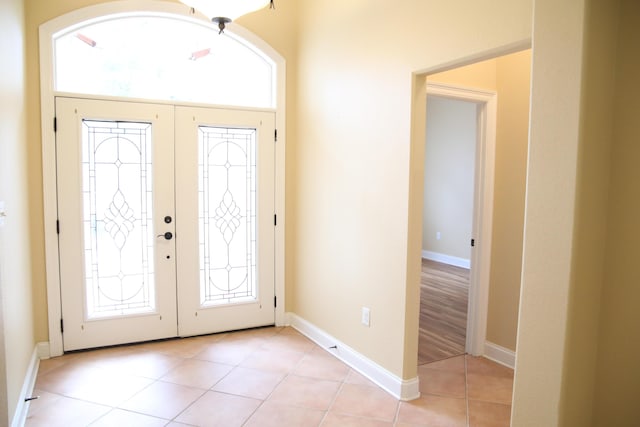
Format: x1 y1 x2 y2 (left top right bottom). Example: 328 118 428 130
419 94 478 364
414 49 532 370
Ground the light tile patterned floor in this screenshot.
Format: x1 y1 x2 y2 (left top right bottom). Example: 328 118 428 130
26 327 513 426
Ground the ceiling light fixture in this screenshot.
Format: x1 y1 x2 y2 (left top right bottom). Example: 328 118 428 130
181 0 275 34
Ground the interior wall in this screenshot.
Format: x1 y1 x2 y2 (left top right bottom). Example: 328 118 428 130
488 50 531 351
0 0 36 423
557 0 619 424
428 59 497 89
296 0 532 379
512 0 587 424
24 0 299 342
423 96 476 261
427 50 531 352
593 0 640 424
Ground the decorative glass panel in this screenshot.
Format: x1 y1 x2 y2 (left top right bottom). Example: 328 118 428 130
199 126 256 306
82 120 155 318
54 16 274 108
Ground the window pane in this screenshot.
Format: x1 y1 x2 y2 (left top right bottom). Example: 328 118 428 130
82 120 156 318
55 16 274 108
198 126 257 306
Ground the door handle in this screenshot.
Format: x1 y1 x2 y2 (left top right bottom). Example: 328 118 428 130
157 231 173 240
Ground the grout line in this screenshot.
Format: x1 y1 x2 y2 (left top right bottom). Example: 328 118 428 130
236 331 282 427
393 392 402 425
319 376 345 426
240 327 315 426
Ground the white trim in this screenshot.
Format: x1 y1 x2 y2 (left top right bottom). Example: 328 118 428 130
415 40 531 76
484 341 516 369
10 346 41 427
288 313 420 401
36 342 51 360
421 250 470 269
426 83 497 357
39 1 286 355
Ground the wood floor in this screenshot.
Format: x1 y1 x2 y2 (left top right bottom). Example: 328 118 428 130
418 258 470 365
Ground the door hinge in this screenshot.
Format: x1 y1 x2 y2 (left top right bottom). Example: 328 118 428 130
471 238 475 247
53 117 57 132
56 220 60 234
60 318 64 333
274 296 277 308
274 214 277 226
274 129 278 142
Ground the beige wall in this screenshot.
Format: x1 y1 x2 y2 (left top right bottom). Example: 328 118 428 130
593 0 640 424
489 51 530 351
0 0 36 423
515 0 640 425
423 96 477 260
558 0 618 424
25 0 299 342
428 59 497 90
512 0 587 424
295 0 532 379
427 50 531 352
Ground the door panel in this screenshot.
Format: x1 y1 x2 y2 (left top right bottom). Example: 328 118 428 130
175 106 275 336
56 97 177 351
57 98 276 351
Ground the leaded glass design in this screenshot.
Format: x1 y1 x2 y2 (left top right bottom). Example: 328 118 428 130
199 126 257 306
82 120 155 318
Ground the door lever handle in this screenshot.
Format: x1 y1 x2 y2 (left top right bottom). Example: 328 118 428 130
157 231 173 240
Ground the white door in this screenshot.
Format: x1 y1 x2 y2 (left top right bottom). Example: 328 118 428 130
56 98 275 351
175 106 275 336
57 98 177 351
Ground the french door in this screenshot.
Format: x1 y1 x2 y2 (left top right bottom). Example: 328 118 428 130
56 97 275 351
174 106 275 336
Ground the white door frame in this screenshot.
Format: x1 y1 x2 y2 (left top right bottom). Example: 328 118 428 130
39 1 286 357
425 82 497 356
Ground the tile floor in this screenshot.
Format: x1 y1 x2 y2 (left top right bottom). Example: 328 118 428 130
26 327 513 427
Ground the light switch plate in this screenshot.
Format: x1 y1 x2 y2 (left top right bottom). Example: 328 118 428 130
361 307 370 327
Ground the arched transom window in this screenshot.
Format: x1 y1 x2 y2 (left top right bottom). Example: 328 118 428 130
53 14 275 108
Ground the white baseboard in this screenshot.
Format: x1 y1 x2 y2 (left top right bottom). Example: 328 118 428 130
11 344 44 427
287 313 420 401
484 341 516 369
36 342 50 360
422 250 470 269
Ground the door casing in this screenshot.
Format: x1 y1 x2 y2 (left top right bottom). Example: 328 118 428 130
423 82 497 356
39 2 286 358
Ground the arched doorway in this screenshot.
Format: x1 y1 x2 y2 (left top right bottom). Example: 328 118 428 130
39 1 286 356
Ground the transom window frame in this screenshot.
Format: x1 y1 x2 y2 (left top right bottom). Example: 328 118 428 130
52 13 277 108
39 0 286 357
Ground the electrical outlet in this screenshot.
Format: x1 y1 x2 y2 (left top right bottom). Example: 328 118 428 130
361 307 370 327
436 231 441 240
